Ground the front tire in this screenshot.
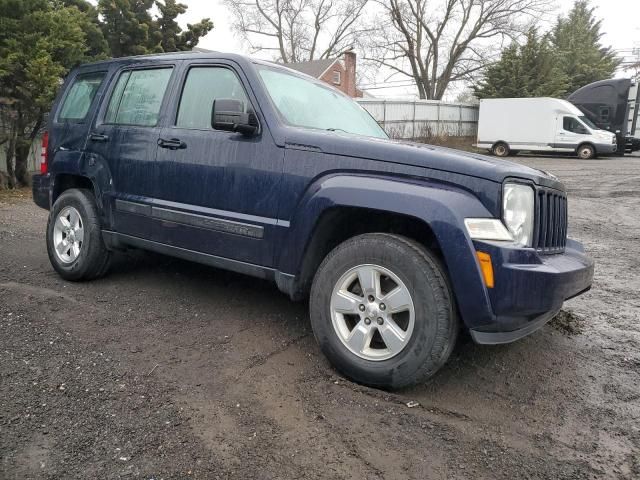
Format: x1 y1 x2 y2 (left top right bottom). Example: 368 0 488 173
577 143 596 160
309 233 458 389
46 188 111 281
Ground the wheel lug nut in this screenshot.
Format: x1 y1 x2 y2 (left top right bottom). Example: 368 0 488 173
364 317 371 325
359 304 365 311
379 303 386 311
367 295 375 302
377 317 384 325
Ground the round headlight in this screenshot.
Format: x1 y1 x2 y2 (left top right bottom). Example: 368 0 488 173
503 183 534 246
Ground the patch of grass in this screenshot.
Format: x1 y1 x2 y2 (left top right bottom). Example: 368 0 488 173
0 187 31 204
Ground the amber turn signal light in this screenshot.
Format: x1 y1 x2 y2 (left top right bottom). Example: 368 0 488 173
476 251 494 288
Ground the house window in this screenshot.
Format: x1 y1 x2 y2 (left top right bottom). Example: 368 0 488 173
332 70 341 85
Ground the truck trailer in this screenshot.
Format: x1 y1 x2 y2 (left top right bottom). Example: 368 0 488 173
568 78 640 155
477 97 617 159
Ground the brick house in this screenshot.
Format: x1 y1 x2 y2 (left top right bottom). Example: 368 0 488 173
286 51 363 98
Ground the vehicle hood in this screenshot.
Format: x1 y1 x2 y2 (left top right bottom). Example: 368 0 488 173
283 128 564 190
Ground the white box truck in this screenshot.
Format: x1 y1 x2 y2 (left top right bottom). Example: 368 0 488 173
476 98 617 159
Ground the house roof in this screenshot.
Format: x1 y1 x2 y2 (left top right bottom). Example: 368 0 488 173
285 58 338 78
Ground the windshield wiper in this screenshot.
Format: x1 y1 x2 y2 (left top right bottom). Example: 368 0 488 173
326 128 348 133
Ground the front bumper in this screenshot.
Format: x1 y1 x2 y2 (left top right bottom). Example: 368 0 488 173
32 174 50 210
595 142 617 155
469 238 594 344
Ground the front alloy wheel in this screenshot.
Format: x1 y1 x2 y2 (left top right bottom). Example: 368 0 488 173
330 264 415 361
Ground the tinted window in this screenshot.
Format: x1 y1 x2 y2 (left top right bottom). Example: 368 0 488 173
563 116 589 134
176 67 249 129
58 72 105 121
105 68 172 126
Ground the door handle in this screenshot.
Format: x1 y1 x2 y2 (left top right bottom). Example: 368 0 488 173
158 138 186 150
89 133 109 142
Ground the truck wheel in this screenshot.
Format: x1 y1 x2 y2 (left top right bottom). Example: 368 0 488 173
577 144 596 160
309 233 458 389
46 188 111 281
492 142 510 157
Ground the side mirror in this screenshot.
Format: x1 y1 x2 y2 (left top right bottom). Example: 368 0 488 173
211 98 259 136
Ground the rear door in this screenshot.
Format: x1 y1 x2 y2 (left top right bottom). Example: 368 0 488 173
49 69 108 176
85 63 177 239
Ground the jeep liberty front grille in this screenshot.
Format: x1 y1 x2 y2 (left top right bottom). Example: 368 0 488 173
532 187 567 254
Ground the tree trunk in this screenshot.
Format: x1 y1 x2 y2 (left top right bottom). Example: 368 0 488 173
4 134 17 189
15 139 32 187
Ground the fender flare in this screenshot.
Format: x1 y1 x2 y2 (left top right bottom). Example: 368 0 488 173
276 174 498 327
50 148 115 228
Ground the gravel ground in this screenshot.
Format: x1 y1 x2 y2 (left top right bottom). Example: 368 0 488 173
1 154 639 479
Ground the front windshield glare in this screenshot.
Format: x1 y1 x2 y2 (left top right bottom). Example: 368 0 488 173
258 66 387 139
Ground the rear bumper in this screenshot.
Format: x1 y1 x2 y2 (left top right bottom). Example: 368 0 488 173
32 174 50 210
469 238 594 344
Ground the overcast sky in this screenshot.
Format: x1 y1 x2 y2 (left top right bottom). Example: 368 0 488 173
171 0 640 98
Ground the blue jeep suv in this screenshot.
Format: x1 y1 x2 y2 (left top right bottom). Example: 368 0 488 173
32 52 594 388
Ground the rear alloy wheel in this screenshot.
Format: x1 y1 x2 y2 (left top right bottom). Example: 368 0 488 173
52 206 84 264
310 233 458 389
492 142 510 157
577 144 595 160
46 188 111 281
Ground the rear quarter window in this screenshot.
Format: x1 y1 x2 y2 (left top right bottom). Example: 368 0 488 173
57 72 106 122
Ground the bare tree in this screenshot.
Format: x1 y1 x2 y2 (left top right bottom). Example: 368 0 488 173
366 0 552 99
224 0 370 63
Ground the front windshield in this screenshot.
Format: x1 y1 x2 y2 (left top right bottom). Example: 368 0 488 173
579 115 597 130
257 65 387 139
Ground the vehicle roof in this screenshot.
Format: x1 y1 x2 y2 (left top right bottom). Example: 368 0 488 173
77 51 283 70
480 97 583 115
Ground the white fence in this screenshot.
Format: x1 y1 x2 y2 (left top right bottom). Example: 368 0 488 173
357 99 479 139
0 137 42 175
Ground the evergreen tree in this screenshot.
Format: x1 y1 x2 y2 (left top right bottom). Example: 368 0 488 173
551 0 619 92
0 0 96 186
155 0 213 52
98 0 158 57
474 29 569 99
98 0 213 57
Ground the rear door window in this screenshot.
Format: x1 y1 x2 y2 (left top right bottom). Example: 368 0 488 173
57 72 105 122
105 68 173 127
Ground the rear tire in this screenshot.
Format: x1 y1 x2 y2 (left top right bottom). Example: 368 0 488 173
492 142 510 157
46 188 111 281
309 233 458 389
577 143 596 160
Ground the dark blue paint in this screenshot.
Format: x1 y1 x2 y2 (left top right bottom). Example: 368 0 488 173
32 52 594 343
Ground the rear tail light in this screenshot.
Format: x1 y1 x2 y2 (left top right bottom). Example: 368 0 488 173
40 131 49 174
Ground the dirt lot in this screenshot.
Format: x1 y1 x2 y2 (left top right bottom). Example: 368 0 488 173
1 154 639 479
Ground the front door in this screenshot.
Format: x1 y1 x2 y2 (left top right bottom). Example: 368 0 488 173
86 65 176 238
555 115 589 149
153 63 283 267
